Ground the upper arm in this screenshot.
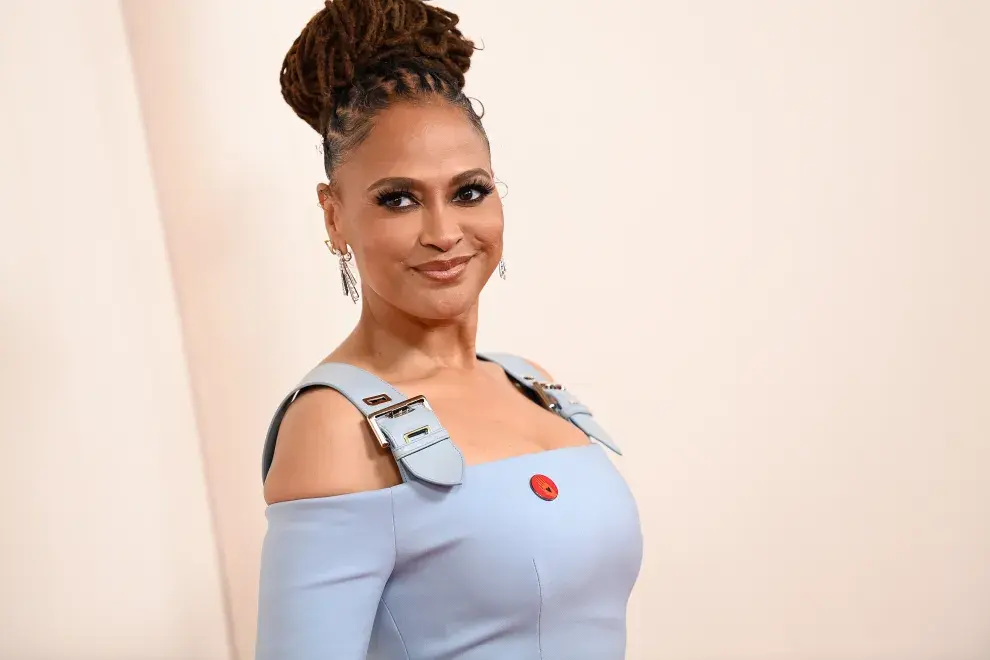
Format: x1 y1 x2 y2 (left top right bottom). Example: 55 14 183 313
263 387 402 505
257 388 400 659
257 480 397 659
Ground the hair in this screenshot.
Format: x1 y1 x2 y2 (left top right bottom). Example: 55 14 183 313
280 0 488 181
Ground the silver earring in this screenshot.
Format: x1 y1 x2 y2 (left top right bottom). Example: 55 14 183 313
326 240 360 303
498 257 507 280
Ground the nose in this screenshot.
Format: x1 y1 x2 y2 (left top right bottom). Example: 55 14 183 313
418 203 463 253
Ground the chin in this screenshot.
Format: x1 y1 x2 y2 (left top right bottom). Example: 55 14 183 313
407 288 479 321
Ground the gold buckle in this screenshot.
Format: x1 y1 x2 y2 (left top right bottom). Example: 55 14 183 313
366 395 431 448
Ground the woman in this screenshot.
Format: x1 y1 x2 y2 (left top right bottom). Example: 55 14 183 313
257 1 642 658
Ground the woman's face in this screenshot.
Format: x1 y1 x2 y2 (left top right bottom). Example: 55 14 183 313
319 100 503 321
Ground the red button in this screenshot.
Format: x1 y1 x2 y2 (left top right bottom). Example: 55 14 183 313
530 474 558 501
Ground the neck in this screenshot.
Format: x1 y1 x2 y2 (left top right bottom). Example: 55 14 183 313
347 293 481 378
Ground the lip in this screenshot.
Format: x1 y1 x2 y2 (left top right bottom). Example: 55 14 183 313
413 255 473 282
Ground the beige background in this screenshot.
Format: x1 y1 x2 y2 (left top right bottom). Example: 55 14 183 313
0 2 230 659
2 1 989 659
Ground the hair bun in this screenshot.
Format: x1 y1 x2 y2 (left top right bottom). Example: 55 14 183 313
281 0 476 133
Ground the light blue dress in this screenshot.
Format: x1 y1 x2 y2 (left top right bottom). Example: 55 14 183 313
256 354 643 660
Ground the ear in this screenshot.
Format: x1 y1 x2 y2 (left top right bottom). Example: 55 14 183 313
316 183 346 251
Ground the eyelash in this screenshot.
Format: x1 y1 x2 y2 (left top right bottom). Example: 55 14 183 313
375 180 496 210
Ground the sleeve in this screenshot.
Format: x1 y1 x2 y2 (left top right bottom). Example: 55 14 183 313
255 489 396 660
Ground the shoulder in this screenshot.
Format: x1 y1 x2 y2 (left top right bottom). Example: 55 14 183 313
521 357 554 381
482 352 555 381
263 385 402 505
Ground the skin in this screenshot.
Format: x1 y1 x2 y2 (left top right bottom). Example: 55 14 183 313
264 98 590 504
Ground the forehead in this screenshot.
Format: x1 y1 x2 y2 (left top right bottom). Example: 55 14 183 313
337 101 490 187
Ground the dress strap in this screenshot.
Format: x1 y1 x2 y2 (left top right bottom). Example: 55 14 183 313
477 353 622 456
262 362 464 487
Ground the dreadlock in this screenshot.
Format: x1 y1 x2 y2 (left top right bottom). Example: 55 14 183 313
280 0 487 180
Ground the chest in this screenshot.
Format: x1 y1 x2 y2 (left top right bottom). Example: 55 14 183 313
401 375 591 465
379 446 643 656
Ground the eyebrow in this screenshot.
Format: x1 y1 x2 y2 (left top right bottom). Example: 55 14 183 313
366 168 492 192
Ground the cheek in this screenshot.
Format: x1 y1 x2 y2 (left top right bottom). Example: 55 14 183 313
470 208 505 249
348 235 403 292
355 219 416 263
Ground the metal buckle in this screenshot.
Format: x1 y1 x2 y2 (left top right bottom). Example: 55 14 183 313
366 395 431 448
531 381 564 413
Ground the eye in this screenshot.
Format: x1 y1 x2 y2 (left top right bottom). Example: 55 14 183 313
376 190 418 209
453 181 496 204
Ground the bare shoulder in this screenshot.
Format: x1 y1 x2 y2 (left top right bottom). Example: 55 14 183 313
481 354 556 384
521 357 554 381
263 386 402 505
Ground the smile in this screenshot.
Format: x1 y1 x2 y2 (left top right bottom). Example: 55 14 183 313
413 255 473 282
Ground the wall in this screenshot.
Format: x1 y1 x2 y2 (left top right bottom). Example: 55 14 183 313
0 2 230 659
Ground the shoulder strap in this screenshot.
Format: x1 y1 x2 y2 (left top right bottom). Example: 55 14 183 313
477 352 622 456
262 363 464 487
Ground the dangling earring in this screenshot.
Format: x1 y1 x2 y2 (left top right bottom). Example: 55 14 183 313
494 178 508 280
325 240 360 303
